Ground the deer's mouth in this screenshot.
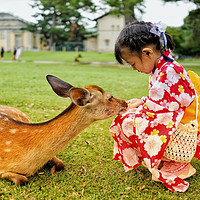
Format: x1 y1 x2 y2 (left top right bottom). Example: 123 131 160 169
118 109 127 115
118 101 128 115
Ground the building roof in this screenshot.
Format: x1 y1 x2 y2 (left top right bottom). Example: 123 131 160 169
0 12 31 30
0 13 13 18
94 12 110 21
94 11 122 21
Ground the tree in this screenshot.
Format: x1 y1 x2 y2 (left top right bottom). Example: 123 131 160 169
163 0 200 56
182 8 200 56
100 0 145 24
27 0 146 50
29 0 96 50
166 26 185 55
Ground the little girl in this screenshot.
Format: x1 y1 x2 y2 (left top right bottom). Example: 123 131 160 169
110 21 200 192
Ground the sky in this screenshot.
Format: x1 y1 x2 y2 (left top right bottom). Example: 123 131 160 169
0 0 196 27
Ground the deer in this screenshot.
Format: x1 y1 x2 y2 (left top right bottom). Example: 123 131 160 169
0 75 127 185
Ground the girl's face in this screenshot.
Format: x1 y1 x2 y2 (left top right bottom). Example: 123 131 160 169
120 46 161 74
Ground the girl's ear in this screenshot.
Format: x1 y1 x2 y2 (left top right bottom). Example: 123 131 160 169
142 48 153 58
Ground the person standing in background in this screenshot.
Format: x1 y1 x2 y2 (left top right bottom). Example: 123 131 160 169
13 47 17 61
1 47 4 61
16 47 22 60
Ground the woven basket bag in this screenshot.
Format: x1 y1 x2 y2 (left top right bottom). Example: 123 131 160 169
164 90 198 163
164 120 198 163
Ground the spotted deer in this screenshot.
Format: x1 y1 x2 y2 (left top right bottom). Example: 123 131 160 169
0 75 127 185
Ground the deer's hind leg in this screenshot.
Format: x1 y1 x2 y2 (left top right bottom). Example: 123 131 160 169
1 172 28 185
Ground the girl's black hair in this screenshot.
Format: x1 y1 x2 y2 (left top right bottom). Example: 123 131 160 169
115 21 175 64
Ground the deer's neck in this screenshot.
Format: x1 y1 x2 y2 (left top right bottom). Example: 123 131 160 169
17 104 93 155
43 104 93 146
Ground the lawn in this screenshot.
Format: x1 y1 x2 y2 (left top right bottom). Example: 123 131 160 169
0 53 200 199
3 51 117 63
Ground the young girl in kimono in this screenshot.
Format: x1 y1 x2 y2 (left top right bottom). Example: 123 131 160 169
110 21 200 192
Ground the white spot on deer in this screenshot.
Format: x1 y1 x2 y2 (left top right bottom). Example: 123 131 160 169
0 127 3 131
4 149 11 152
9 129 18 134
6 141 12 145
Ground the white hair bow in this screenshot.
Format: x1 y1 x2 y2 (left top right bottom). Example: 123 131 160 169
150 21 167 51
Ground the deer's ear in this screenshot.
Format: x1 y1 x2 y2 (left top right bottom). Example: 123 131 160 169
69 87 90 106
46 75 73 98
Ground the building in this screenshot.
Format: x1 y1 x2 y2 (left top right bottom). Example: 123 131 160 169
84 13 125 53
0 12 41 51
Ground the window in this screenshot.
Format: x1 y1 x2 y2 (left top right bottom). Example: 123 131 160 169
105 39 110 46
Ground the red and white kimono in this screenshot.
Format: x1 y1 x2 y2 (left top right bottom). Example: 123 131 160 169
110 50 196 192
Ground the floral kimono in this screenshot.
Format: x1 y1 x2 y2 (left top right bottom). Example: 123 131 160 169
110 50 196 192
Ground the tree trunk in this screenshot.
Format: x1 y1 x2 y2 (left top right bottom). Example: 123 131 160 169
48 11 56 51
125 6 136 25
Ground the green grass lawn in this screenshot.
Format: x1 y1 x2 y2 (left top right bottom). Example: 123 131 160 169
3 51 117 62
0 55 200 199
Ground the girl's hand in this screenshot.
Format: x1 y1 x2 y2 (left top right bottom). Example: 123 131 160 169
126 98 142 109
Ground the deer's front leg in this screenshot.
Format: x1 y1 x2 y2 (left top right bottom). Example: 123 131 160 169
1 172 28 185
50 156 65 172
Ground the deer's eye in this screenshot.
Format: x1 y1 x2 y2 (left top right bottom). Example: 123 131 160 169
108 96 113 101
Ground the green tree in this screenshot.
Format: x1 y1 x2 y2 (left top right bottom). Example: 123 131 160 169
166 26 185 55
182 8 200 56
100 0 145 24
163 0 200 56
29 0 95 50
28 0 146 50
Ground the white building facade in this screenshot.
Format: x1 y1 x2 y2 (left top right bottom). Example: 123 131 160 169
84 14 125 53
97 14 125 53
